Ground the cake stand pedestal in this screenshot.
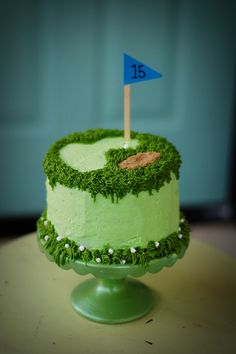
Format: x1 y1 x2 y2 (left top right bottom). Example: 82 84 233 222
66 248 186 324
38 236 187 324
71 277 152 324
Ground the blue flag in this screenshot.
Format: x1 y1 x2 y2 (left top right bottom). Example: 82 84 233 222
124 53 162 85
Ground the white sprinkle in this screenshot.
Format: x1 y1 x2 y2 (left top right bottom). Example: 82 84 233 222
96 257 101 263
124 142 129 149
44 235 49 241
178 227 181 232
65 243 70 249
108 248 114 255
130 247 136 254
180 218 184 223
121 259 126 265
155 241 160 248
44 220 48 226
178 234 183 239
79 244 85 252
56 236 62 241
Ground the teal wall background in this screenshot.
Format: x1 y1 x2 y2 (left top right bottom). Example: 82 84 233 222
0 0 236 216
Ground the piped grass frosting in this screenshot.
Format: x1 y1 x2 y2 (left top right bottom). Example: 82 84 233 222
39 128 190 267
37 211 190 267
43 129 181 201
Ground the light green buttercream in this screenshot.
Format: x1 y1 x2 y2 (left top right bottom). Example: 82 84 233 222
40 130 187 266
46 135 180 250
46 173 179 249
60 137 138 172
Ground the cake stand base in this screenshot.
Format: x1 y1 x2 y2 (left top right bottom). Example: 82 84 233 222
71 277 153 324
37 229 189 324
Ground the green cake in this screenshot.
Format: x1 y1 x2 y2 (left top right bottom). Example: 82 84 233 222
37 129 190 266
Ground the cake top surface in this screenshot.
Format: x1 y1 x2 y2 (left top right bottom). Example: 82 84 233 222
43 129 181 200
60 137 138 172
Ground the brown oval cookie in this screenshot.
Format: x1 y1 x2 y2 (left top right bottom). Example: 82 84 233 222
119 151 160 170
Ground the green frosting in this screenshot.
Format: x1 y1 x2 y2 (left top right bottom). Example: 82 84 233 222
39 129 189 268
46 173 179 249
37 212 190 267
60 137 138 172
43 129 181 201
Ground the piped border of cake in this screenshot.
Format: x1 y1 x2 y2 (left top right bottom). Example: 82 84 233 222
37 211 190 267
43 129 181 201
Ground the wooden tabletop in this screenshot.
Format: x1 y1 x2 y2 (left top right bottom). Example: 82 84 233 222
0 233 236 354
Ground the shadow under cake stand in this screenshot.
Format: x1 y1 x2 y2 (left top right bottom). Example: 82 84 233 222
38 237 187 324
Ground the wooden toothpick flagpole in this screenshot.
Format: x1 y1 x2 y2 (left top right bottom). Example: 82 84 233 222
124 84 131 146
123 53 162 147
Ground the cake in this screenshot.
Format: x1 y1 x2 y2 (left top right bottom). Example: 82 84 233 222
37 129 190 266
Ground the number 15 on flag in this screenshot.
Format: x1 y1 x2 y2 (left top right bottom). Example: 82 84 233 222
124 53 162 85
123 54 162 145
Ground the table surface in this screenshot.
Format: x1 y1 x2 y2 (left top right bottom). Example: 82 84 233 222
0 233 236 354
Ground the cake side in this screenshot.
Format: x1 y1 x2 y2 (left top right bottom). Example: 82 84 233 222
46 172 179 249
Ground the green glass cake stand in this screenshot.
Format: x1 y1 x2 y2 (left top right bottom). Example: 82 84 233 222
38 236 187 324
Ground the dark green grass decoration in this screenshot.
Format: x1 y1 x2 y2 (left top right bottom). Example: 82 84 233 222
37 211 190 267
43 129 181 201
